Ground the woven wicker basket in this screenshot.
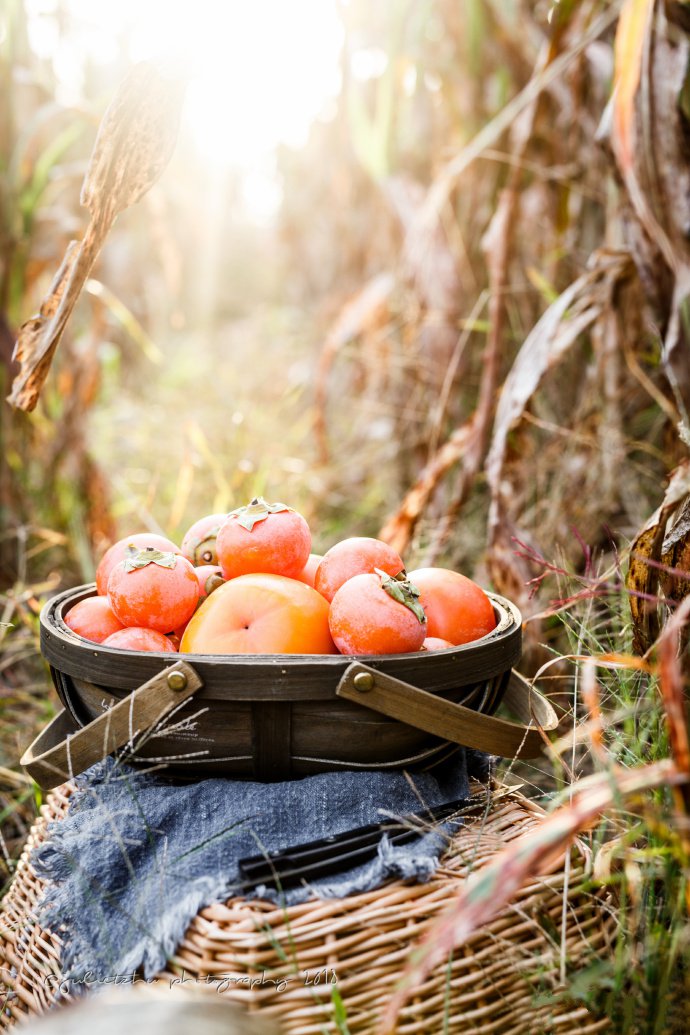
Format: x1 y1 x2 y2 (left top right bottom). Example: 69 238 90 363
0 781 616 1034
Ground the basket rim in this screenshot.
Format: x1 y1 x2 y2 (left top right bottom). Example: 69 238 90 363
41 582 522 667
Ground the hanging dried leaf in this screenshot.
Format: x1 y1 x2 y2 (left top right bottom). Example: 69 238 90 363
486 251 633 556
612 0 654 175
378 62 545 561
379 422 474 556
8 63 185 412
660 497 690 601
609 1 690 403
626 459 690 654
657 595 690 788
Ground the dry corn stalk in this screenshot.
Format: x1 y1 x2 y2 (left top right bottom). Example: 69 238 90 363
8 63 185 412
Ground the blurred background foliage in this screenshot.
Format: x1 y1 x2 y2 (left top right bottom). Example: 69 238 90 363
3 0 681 591
2 0 690 1026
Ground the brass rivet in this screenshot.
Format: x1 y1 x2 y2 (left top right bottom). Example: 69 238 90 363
353 672 375 692
167 671 188 692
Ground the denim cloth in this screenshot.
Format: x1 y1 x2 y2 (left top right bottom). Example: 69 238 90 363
31 750 489 987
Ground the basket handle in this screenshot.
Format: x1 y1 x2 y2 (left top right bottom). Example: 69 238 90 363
21 660 203 790
335 663 557 759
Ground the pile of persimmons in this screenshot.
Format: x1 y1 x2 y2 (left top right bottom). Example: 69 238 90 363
64 498 497 656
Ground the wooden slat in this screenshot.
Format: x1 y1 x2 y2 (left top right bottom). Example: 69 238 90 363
251 702 293 780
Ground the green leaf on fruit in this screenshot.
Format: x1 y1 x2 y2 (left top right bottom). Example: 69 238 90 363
123 548 178 572
229 496 292 532
376 568 427 624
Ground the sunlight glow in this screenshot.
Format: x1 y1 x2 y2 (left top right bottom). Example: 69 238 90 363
26 0 343 219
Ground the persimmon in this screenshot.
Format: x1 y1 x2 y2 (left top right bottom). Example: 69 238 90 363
193 564 225 600
315 537 404 603
407 567 496 646
180 513 227 566
215 498 311 580
107 548 200 633
64 597 124 644
328 570 427 655
294 553 322 589
103 628 177 653
96 533 181 596
422 636 454 651
180 573 336 655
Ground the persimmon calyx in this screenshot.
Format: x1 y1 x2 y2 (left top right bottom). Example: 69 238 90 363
123 547 178 572
229 497 292 532
376 568 427 624
194 530 222 563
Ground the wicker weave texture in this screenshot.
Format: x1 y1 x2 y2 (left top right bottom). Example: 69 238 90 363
0 784 616 1034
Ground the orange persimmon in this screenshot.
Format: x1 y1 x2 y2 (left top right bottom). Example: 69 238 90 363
215 498 311 580
328 570 427 655
96 533 181 596
64 597 124 644
180 573 336 655
107 548 199 633
407 567 496 646
315 537 404 603
103 628 178 653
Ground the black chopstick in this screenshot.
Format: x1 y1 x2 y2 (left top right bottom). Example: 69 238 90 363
237 796 471 891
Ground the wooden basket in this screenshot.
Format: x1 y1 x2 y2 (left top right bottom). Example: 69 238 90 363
0 781 616 1033
21 585 558 789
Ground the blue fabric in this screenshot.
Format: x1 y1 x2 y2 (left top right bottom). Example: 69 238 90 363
31 751 489 987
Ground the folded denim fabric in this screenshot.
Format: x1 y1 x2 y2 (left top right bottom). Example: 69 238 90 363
31 749 490 988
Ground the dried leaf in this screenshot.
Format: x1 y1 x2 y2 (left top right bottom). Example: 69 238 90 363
418 6 620 230
658 595 690 779
611 0 677 272
379 423 474 556
626 459 690 653
486 252 633 549
381 758 686 1033
610 1 690 398
8 63 185 412
613 0 654 173
660 497 690 601
379 105 538 561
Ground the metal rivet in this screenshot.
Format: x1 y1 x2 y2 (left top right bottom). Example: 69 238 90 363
353 672 375 692
167 671 188 691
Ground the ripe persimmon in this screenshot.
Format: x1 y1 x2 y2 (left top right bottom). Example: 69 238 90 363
96 533 181 596
180 513 227 566
107 548 200 633
180 573 336 655
65 597 124 643
328 570 427 655
422 636 454 651
407 567 496 645
103 628 177 653
193 564 225 600
315 537 404 603
294 553 323 589
215 498 311 580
